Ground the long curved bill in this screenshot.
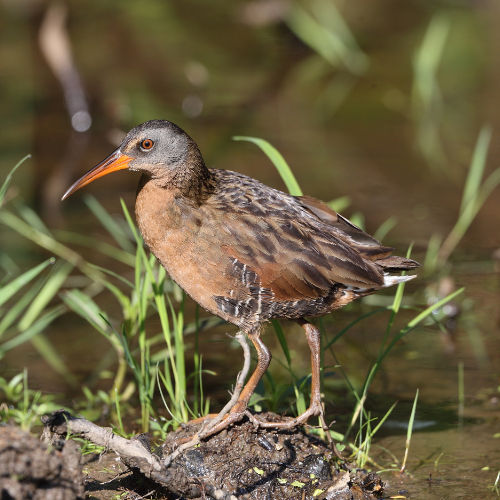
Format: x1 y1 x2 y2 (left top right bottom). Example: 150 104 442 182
61 150 133 201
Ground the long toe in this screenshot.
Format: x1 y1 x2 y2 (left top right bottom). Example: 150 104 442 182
248 403 323 430
198 410 246 439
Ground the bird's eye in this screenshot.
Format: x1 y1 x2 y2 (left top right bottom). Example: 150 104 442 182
140 139 154 151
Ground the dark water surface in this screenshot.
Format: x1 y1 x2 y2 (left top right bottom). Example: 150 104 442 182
1 1 500 498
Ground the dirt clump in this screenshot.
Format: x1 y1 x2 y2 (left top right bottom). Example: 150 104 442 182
156 414 384 499
0 424 84 500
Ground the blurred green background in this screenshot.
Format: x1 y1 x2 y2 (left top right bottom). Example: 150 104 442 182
2 0 498 242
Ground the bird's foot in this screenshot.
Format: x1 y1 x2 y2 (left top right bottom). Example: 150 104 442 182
164 399 249 463
245 403 345 459
162 407 248 468
163 432 201 468
186 330 250 437
245 401 323 430
197 408 246 439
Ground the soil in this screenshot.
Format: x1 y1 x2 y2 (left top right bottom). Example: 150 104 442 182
0 414 385 499
157 415 384 499
0 424 84 500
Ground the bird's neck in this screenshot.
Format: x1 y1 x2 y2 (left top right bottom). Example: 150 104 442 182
150 142 214 204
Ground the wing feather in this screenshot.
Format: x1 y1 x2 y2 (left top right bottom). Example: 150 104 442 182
204 170 416 306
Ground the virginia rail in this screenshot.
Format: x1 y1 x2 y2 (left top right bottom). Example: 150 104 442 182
62 119 419 437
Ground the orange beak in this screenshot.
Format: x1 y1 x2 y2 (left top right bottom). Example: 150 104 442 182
61 150 133 201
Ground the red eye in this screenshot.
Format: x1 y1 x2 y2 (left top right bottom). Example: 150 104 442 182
140 139 154 150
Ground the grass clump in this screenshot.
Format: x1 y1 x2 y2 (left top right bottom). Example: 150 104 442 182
0 369 60 431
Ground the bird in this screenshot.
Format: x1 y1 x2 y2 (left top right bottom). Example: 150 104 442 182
62 119 419 438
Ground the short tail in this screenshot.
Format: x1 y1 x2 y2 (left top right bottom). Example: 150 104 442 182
375 255 420 272
382 273 417 288
376 255 419 288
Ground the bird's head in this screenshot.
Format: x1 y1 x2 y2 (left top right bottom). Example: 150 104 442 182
62 119 208 201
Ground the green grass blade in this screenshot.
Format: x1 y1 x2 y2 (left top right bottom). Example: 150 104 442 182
460 126 491 214
0 276 45 337
120 199 158 286
407 287 464 330
438 127 499 264
0 155 31 205
30 334 78 386
0 210 105 283
119 325 140 374
0 305 65 353
114 388 125 435
369 402 397 439
84 264 132 312
401 388 419 472
389 244 414 319
172 297 187 416
377 288 464 367
294 384 307 415
0 258 54 307
19 261 73 330
0 253 20 279
423 233 442 273
84 195 134 252
87 263 134 290
413 14 450 91
55 230 135 266
61 289 111 337
373 216 397 242
288 3 342 67
439 167 500 264
120 199 142 244
327 196 350 213
390 279 406 317
271 319 291 367
349 288 464 440
16 204 52 236
324 308 385 349
233 136 303 196
411 13 450 169
286 0 368 74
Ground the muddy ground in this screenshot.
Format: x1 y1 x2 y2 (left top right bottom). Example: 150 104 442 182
0 414 385 499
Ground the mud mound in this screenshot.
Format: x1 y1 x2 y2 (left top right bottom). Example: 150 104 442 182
159 415 383 499
0 424 83 500
41 410 384 499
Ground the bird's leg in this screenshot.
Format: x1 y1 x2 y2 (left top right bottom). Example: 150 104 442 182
165 332 253 465
169 331 253 463
197 328 271 439
214 330 252 418
192 331 251 431
185 330 251 431
248 320 328 431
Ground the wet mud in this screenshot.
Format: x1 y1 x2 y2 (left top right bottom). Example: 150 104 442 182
158 414 383 499
1 413 384 499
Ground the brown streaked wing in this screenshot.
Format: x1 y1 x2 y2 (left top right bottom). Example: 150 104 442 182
297 195 394 261
219 212 384 303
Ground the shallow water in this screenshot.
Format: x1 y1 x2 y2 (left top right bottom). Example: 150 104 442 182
1 1 500 498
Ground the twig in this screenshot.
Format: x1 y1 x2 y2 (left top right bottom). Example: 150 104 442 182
41 411 162 474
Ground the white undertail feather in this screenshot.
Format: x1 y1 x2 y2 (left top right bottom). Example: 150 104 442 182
346 273 416 293
382 273 416 288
